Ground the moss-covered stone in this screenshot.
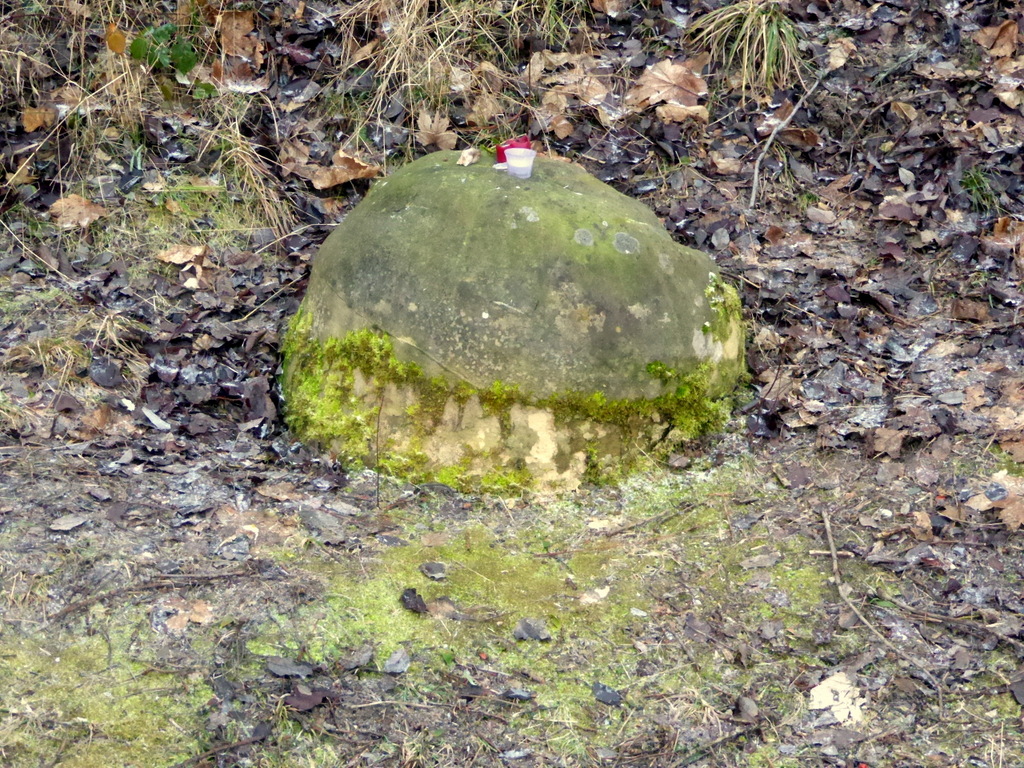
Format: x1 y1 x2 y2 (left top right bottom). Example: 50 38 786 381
282 151 746 489
283 313 730 490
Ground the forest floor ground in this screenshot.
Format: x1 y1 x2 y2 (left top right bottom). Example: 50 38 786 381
1 1 1023 766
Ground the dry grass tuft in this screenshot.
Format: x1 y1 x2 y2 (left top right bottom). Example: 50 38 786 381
688 0 805 97
330 0 591 122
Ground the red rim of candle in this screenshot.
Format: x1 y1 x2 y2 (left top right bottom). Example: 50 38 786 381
496 135 531 163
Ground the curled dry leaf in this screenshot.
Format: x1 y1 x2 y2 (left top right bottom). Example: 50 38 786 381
312 150 381 189
416 111 458 150
49 194 107 228
457 148 480 166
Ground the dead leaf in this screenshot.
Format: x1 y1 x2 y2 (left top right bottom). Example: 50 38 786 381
49 194 107 228
973 20 1018 58
550 114 575 138
779 127 821 151
808 672 865 725
525 50 578 82
591 0 631 18
826 38 856 71
655 103 709 123
626 59 707 109
981 217 1024 260
877 195 921 222
211 58 269 93
165 611 190 631
256 481 303 501
739 552 780 570
708 151 743 175
457 148 480 166
188 600 215 624
22 107 57 132
999 440 1024 462
155 244 207 266
950 298 991 323
998 499 1024 531
421 532 450 547
155 244 209 289
466 93 504 126
867 427 903 458
890 101 918 122
764 225 787 245
311 150 381 189
161 598 215 632
50 513 89 531
805 206 836 225
105 23 127 54
415 111 458 150
579 586 610 604
220 11 262 65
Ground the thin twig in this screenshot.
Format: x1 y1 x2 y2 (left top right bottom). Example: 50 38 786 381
749 73 825 208
169 732 269 768
819 507 945 706
48 571 249 623
602 503 695 537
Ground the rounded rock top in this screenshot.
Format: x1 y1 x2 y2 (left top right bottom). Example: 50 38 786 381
299 151 743 401
283 151 745 490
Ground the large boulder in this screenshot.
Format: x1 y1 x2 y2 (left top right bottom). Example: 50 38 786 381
282 151 744 490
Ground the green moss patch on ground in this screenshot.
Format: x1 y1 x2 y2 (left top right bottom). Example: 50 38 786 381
243 455 897 761
0 615 212 767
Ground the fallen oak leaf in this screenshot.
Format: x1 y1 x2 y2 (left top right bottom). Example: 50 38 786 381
49 194 107 228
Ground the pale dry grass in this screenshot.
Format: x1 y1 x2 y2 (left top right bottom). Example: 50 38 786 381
688 0 805 96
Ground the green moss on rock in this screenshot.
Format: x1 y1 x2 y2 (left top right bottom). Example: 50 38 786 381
283 312 732 491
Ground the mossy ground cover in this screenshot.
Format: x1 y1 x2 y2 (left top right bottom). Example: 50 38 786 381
2 405 1022 766
2 1 1023 763
0 620 212 767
